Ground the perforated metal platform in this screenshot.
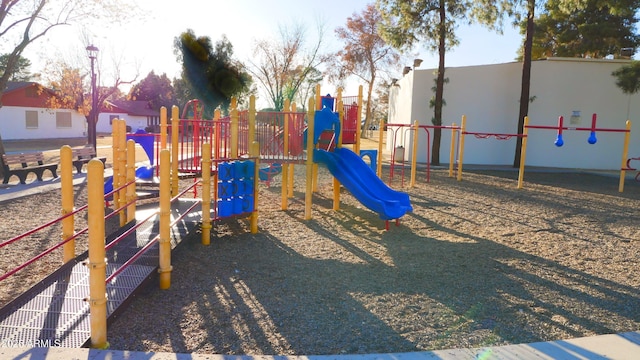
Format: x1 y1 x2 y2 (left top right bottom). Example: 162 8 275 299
0 199 202 348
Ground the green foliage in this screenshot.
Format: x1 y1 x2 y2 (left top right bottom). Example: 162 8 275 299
0 54 32 81
526 0 640 59
174 30 252 116
612 61 640 94
429 75 449 110
377 0 468 52
295 67 323 111
128 71 175 111
377 0 470 162
172 77 193 111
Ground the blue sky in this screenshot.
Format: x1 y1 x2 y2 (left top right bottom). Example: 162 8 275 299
23 0 523 99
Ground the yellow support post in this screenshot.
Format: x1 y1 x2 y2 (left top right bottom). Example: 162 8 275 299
201 143 212 245
171 106 180 197
288 103 296 198
618 120 632 193
159 149 172 289
456 115 467 181
313 163 319 193
111 119 120 210
249 96 256 147
517 116 530 189
288 164 295 198
250 141 260 233
305 96 315 220
61 145 75 263
230 97 239 158
377 122 384 177
315 84 322 110
160 107 168 150
87 159 108 349
355 85 363 154
410 121 418 188
449 122 457 177
126 140 136 223
117 120 127 227
282 99 290 210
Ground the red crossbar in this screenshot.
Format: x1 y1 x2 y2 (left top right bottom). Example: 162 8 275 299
526 124 630 133
463 131 525 140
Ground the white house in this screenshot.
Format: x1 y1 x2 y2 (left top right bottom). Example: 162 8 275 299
0 82 87 140
98 100 160 134
388 58 640 170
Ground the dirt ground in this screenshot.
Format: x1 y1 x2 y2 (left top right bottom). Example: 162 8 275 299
1 134 639 355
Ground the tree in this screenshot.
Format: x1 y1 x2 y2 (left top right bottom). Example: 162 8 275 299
249 22 329 111
612 61 640 119
174 31 252 116
128 71 176 111
172 77 193 112
42 55 138 147
0 54 33 81
295 67 323 112
378 0 469 165
471 0 537 167
528 0 640 60
0 0 139 176
372 79 393 129
45 64 89 114
331 4 400 138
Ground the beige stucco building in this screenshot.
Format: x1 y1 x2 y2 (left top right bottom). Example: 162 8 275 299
388 57 640 170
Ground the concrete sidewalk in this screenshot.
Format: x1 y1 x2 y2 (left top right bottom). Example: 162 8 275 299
1 331 639 359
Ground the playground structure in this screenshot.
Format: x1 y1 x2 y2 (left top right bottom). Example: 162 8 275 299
518 114 632 192
144 84 411 225
384 113 634 192
11 91 636 351
0 83 419 349
385 121 460 187
0 114 260 349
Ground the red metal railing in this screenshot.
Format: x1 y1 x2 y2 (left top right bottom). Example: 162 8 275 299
0 178 133 283
342 95 359 144
105 180 202 283
255 111 306 162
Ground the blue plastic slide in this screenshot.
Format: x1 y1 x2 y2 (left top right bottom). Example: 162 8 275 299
313 147 412 220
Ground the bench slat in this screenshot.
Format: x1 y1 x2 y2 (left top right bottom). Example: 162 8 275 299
2 151 58 184
70 147 106 173
3 153 45 164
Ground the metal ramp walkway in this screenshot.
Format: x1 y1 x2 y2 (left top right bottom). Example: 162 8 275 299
0 199 202 348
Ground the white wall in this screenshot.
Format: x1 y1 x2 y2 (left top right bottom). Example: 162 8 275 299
386 70 415 158
389 58 640 170
525 58 639 170
97 113 148 133
0 106 86 140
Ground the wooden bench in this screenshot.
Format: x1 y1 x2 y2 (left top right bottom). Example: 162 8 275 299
2 152 58 184
72 147 107 173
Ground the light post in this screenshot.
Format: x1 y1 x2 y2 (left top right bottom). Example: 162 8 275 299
86 45 99 149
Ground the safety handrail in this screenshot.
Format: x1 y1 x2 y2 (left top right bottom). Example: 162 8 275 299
1 177 137 284
105 179 202 282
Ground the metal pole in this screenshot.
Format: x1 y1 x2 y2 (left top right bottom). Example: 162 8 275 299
89 56 97 150
86 44 99 151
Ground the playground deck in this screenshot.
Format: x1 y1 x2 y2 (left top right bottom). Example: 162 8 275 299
0 199 202 348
